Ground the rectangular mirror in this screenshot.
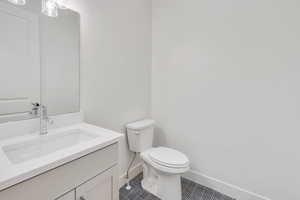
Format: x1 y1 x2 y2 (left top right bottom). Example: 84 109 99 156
0 0 80 123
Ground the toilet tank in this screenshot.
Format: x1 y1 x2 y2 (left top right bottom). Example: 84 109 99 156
126 119 155 153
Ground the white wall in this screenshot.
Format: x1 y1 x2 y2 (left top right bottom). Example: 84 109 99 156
68 0 151 178
67 0 300 198
152 1 300 200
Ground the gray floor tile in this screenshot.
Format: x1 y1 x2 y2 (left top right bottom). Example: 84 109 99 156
119 173 235 200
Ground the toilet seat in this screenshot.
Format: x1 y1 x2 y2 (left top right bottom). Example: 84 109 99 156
141 147 190 174
149 147 189 169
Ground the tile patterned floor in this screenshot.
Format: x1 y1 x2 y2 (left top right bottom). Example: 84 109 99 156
119 173 235 200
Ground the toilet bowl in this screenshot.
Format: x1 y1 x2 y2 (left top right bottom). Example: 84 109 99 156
141 147 189 200
126 119 190 200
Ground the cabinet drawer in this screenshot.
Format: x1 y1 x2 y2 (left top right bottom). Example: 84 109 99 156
0 143 118 200
76 166 118 200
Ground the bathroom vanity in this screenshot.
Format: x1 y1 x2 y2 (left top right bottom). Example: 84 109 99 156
0 0 123 199
0 123 122 200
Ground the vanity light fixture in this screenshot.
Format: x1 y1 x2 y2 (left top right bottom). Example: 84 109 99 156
7 0 26 5
42 0 58 17
56 0 69 9
42 0 69 17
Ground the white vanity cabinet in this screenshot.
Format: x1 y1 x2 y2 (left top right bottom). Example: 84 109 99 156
0 143 119 200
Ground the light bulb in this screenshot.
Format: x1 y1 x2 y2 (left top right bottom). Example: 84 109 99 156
7 0 26 5
42 0 58 17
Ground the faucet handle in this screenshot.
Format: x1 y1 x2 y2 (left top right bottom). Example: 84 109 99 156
31 102 40 107
31 102 40 116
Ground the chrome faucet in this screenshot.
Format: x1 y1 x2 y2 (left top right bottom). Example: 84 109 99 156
40 105 52 135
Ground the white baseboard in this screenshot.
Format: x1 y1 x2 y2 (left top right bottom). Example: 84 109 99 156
119 163 143 188
183 170 272 200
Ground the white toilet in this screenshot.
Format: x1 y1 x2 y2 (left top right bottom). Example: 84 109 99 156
126 119 190 200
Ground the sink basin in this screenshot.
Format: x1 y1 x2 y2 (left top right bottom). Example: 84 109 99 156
2 129 99 164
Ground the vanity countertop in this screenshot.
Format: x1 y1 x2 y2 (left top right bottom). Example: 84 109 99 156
0 123 123 191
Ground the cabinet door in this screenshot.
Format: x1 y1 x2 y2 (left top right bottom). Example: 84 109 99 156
76 167 118 200
56 190 75 200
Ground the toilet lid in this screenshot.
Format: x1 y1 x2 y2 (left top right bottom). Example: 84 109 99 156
149 147 189 168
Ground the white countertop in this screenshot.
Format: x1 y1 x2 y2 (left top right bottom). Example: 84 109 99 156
0 123 123 191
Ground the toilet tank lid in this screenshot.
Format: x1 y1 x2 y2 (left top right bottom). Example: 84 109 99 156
126 119 155 131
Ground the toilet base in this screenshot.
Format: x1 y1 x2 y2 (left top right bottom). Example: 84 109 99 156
141 177 158 196
142 163 182 200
